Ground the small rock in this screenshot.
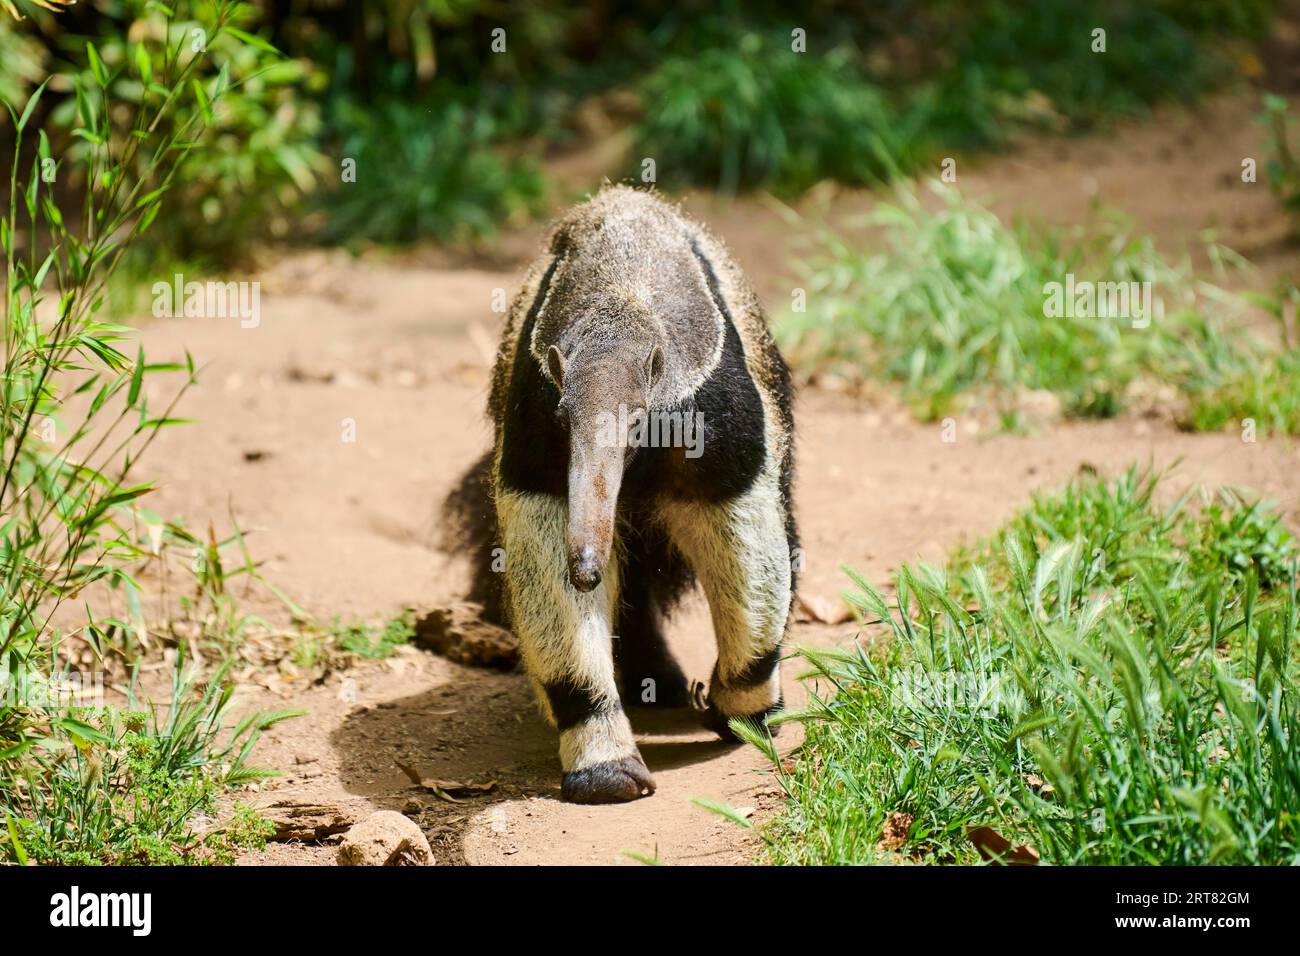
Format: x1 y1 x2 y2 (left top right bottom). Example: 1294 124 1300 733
337 811 434 866
796 593 854 625
1016 388 1063 428
285 363 336 385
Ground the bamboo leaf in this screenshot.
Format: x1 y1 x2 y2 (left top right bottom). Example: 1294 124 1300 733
16 77 49 133
134 42 153 85
128 345 145 405
86 42 108 87
225 26 280 56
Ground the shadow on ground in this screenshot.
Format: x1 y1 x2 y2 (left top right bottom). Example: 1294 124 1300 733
329 655 736 863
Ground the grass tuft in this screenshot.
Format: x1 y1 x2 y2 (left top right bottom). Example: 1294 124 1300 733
762 467 1300 865
1183 282 1300 437
1 649 299 865
778 182 1265 424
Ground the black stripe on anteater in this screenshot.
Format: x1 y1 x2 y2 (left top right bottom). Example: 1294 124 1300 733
498 239 770 506
544 677 618 731
621 246 769 501
691 237 800 599
718 645 783 689
498 256 570 497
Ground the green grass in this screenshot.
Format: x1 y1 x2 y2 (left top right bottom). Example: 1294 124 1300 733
777 183 1258 422
1184 283 1300 437
1261 94 1300 232
759 467 1300 865
291 611 414 669
333 612 413 659
1186 351 1300 436
1 650 298 865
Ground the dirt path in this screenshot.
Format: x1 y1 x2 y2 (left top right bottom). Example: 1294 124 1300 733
123 89 1300 865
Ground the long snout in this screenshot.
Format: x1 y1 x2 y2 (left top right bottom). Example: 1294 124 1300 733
566 442 623 593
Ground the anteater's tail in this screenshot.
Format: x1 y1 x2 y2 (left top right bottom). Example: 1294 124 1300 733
440 450 505 625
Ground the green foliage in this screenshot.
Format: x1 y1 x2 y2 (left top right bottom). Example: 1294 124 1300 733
778 183 1253 421
924 0 1258 149
630 1 1268 191
1 652 295 865
1261 95 1300 230
634 32 921 193
320 98 545 245
1184 282 1300 436
4 1 216 682
1 0 295 865
47 0 326 265
5 1 1276 239
1157 0 1275 35
0 7 46 106
332 611 414 660
761 468 1300 865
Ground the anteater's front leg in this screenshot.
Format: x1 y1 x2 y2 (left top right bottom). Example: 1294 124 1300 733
497 489 654 803
659 469 792 738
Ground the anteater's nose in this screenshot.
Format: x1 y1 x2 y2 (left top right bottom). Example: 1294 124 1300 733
569 547 602 592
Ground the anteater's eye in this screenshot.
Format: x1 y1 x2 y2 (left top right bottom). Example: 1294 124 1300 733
555 402 570 429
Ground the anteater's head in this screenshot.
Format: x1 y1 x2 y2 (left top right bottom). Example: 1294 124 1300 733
547 336 666 592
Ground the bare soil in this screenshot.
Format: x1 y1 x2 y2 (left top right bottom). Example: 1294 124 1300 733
121 89 1299 865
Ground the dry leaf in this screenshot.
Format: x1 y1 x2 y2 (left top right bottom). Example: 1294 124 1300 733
1022 773 1055 794
967 825 1040 865
396 761 497 803
879 811 914 851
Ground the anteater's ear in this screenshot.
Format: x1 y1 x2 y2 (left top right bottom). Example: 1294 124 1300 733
646 344 665 389
547 345 566 388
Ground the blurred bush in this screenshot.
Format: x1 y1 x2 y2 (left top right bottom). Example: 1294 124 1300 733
0 8 46 105
1 0 1282 248
1262 94 1300 228
633 32 924 193
262 0 1284 214
920 0 1267 149
121 15 326 263
634 0 1277 188
1185 281 1300 436
320 97 545 245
